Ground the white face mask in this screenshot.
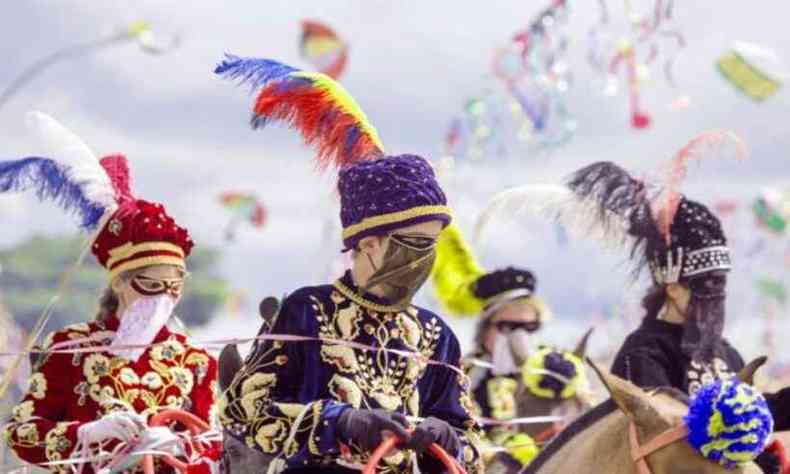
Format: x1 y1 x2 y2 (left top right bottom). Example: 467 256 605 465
491 331 518 375
109 295 176 362
507 328 531 367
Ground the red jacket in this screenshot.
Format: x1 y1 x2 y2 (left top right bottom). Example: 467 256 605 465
3 315 218 473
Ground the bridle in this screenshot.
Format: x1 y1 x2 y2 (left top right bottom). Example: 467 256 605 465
628 421 689 474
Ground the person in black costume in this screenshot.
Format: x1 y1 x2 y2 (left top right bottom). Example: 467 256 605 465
565 161 790 474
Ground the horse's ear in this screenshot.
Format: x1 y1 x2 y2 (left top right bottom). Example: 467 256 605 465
259 296 281 322
573 328 594 358
587 358 655 422
219 344 243 392
737 356 767 385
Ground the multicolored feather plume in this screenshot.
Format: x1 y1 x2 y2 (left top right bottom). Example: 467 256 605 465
215 54 384 169
0 112 119 229
431 224 486 316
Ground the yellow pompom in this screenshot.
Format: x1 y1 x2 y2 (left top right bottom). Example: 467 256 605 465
504 433 539 467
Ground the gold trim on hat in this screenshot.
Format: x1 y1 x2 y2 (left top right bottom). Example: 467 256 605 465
109 256 186 280
106 242 185 268
341 205 453 241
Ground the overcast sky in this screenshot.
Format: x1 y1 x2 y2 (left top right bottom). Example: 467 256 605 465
1 1 789 356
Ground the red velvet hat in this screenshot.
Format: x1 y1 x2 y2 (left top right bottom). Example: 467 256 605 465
91 155 194 279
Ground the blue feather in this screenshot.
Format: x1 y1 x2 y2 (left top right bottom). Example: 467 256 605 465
214 53 300 91
0 157 106 229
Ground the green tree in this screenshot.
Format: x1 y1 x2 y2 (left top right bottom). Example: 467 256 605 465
1 235 229 332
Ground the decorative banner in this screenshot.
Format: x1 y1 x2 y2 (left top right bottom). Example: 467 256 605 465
300 20 349 80
587 0 687 129
445 0 576 162
0 21 179 112
753 189 790 235
218 192 266 241
717 41 786 101
755 278 787 307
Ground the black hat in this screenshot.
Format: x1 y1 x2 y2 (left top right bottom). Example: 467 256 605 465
568 161 731 284
644 197 731 283
472 267 536 302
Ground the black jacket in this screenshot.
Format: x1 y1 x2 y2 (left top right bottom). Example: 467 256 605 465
611 318 790 431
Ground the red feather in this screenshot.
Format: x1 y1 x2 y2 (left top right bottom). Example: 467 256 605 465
99 154 135 204
253 83 382 170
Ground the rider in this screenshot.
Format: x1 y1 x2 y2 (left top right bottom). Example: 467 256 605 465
432 224 553 468
216 56 483 473
566 161 790 472
1 137 218 472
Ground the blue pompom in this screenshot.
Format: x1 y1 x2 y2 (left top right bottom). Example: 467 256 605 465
684 379 773 469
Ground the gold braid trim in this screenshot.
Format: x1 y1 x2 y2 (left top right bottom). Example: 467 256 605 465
333 279 408 313
341 205 452 241
307 400 325 455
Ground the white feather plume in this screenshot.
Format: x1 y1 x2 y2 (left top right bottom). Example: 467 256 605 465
473 183 632 249
25 111 118 214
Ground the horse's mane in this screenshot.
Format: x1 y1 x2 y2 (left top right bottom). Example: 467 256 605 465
524 398 617 474
524 386 690 473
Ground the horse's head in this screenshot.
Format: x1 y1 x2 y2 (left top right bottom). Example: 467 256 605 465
216 297 280 474
517 328 593 437
590 358 771 474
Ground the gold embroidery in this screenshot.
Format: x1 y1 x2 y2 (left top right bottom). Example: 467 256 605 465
487 376 518 421
328 375 362 408
28 372 47 400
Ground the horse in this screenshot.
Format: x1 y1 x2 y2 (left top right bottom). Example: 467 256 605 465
482 329 594 473
514 328 594 440
519 358 769 474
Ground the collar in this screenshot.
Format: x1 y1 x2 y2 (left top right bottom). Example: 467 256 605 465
105 312 174 344
333 271 411 313
641 317 685 338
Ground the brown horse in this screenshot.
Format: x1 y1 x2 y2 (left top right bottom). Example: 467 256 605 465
520 359 767 474
514 328 594 440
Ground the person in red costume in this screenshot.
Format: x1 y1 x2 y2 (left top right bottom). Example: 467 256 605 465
1 112 218 473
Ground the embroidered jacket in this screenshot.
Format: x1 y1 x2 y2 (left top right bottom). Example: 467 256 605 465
220 272 483 473
3 315 218 473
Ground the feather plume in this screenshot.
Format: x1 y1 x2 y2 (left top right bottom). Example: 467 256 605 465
99 154 135 205
654 130 747 243
25 112 117 219
215 54 384 169
474 182 633 250
431 224 486 316
0 157 107 228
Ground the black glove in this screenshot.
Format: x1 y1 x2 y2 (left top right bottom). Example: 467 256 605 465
755 450 781 474
336 409 411 452
405 416 461 456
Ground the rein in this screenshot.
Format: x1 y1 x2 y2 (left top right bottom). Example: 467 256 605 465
628 421 688 474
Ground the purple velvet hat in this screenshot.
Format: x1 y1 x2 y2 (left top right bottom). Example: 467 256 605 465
338 154 453 250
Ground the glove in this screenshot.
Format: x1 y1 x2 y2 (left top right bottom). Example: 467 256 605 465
336 409 411 452
77 411 147 445
405 416 461 457
755 439 787 474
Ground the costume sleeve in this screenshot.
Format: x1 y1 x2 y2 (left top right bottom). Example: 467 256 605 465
219 292 350 468
610 345 674 390
419 331 484 474
3 332 83 469
764 388 790 432
185 348 218 425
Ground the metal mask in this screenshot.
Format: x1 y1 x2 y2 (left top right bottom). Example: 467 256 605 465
361 233 437 310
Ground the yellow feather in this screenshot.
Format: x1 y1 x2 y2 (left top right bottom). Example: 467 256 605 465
431 224 486 316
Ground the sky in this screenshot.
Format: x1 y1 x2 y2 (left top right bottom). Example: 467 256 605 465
1 0 789 358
